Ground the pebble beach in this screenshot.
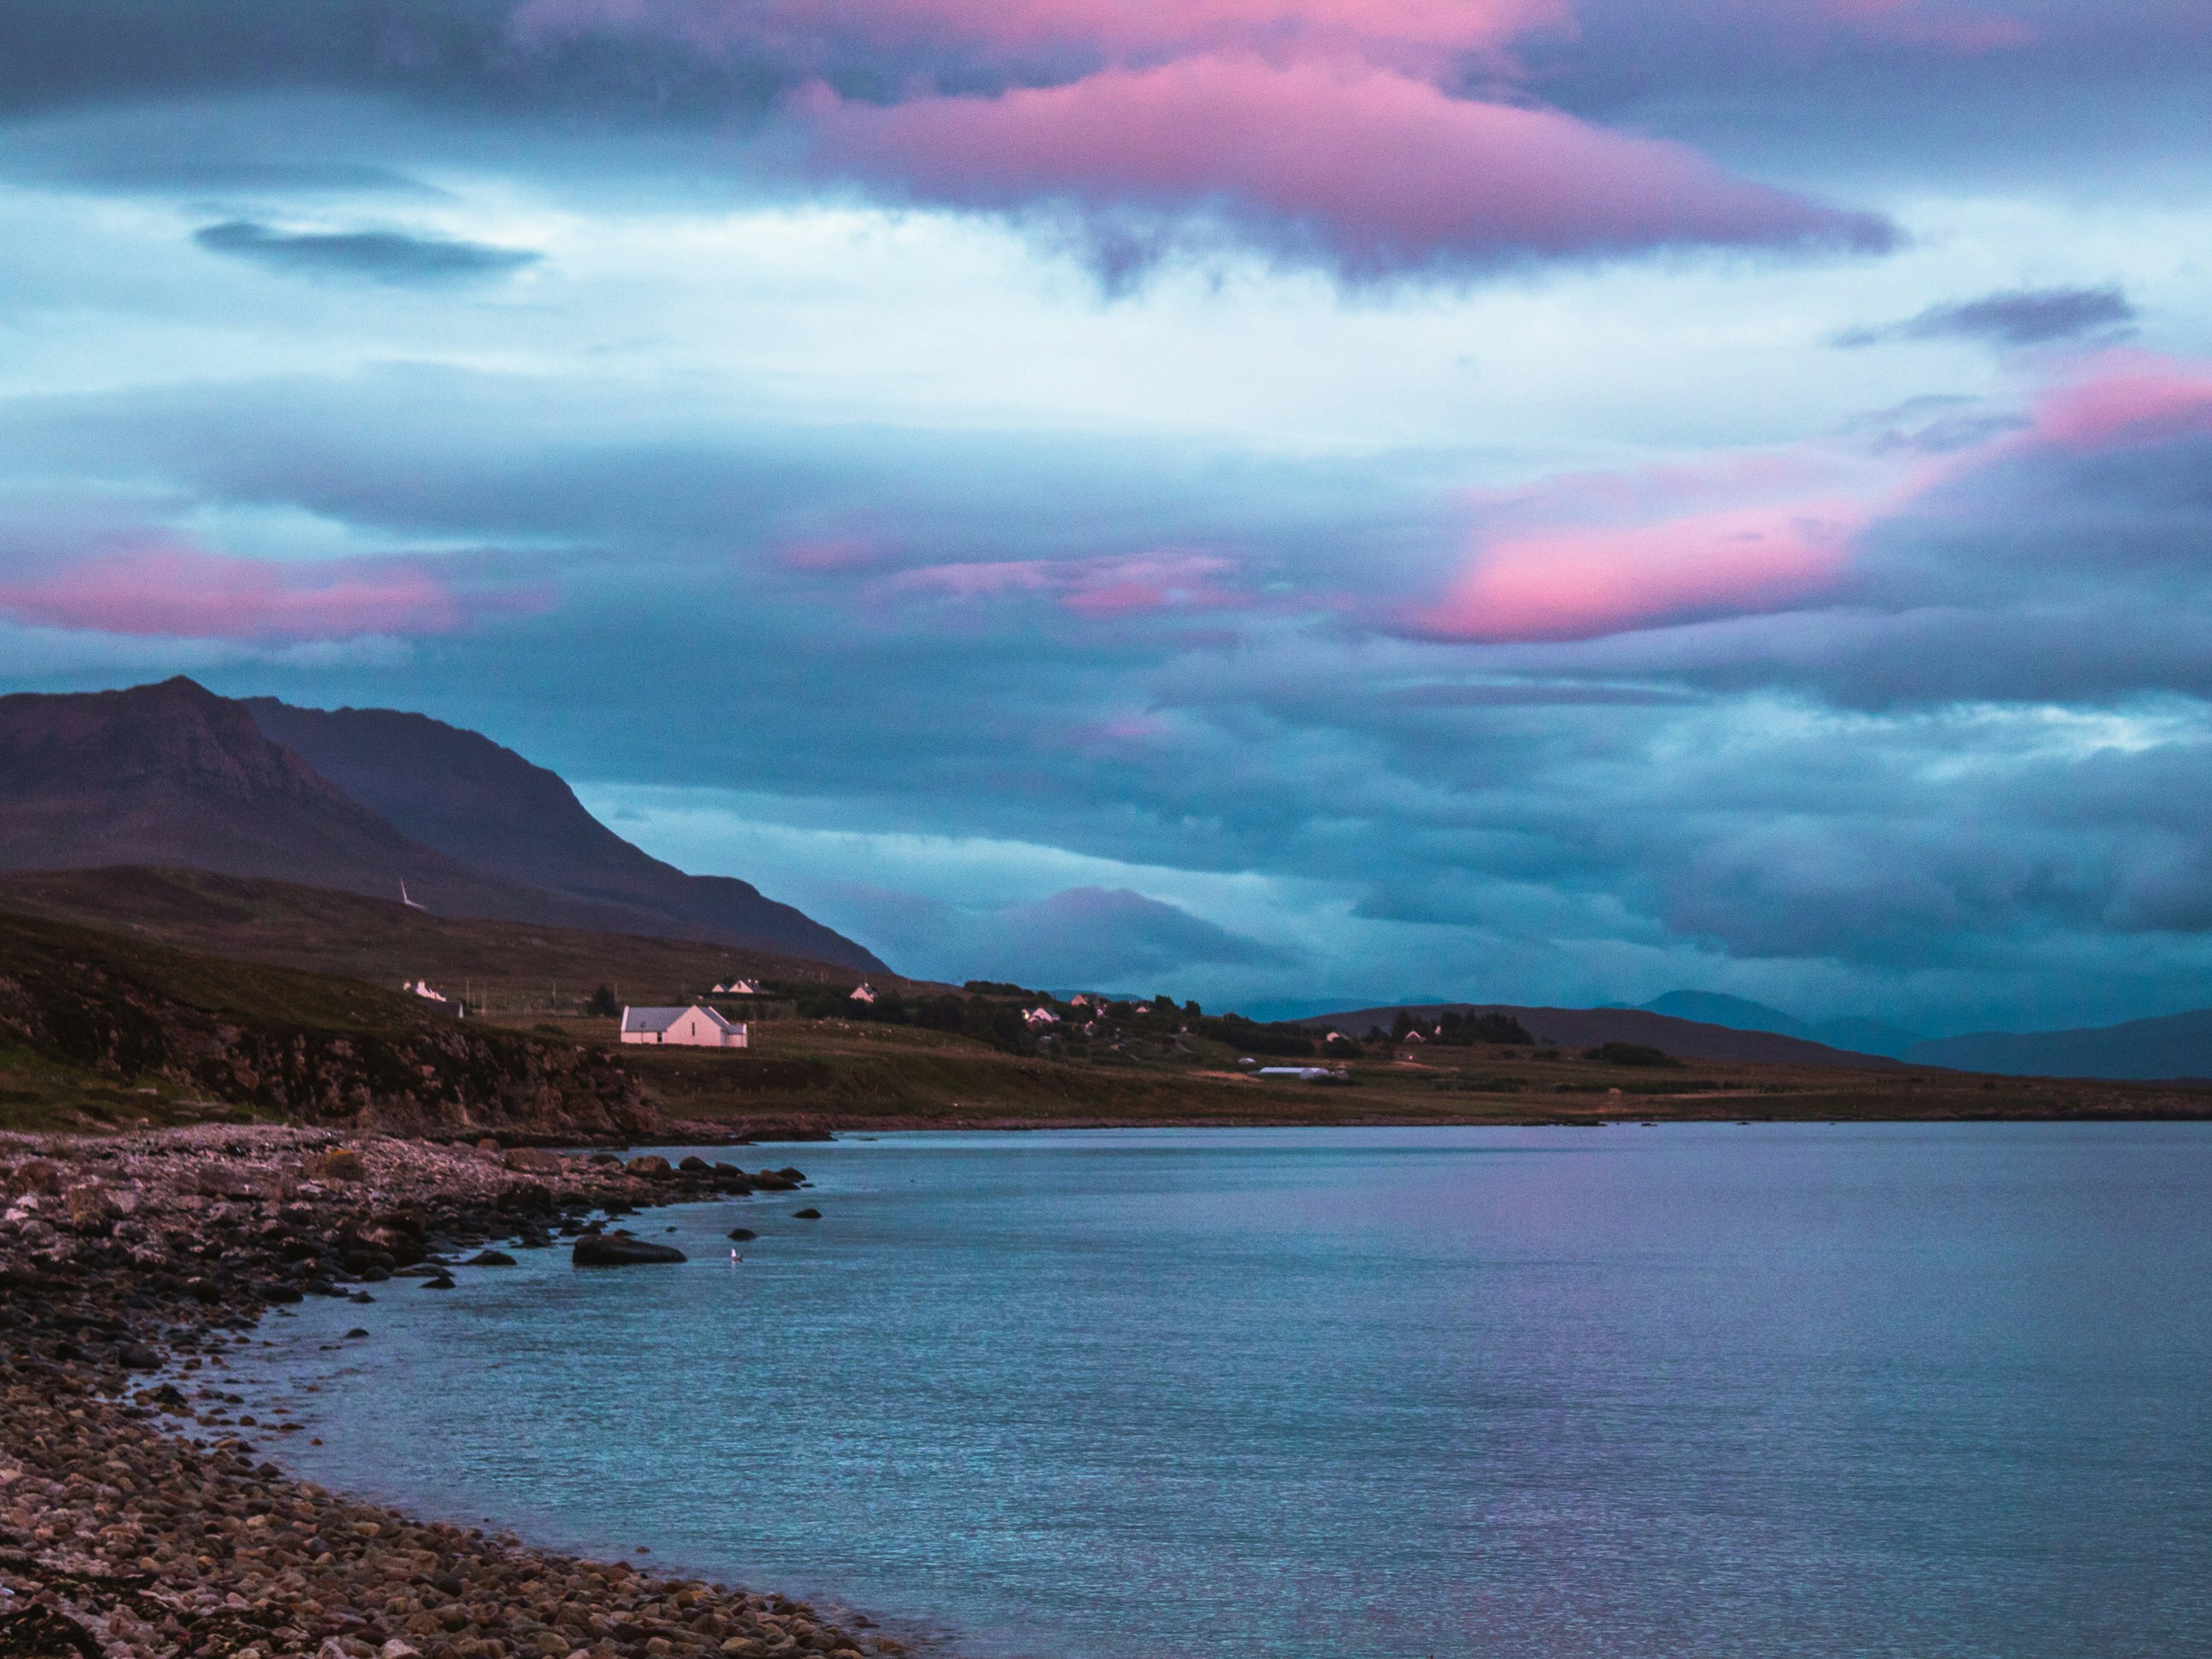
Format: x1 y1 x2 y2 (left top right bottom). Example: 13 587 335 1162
0 1127 899 1659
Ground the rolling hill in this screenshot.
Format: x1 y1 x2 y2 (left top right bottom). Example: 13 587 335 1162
1304 1002 1912 1068
1905 1009 2212 1080
1633 988 2212 1080
1639 991 1924 1057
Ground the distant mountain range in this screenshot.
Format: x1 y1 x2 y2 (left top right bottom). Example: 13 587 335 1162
0 678 883 972
1638 991 1924 1057
1306 989 2212 1081
1639 990 2212 1081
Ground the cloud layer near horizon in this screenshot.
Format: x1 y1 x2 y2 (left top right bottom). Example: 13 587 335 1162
3 1 2212 1033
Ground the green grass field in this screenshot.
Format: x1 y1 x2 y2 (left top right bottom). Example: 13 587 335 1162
501 1010 2212 1132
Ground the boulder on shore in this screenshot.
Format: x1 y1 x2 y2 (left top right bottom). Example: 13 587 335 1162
573 1233 686 1266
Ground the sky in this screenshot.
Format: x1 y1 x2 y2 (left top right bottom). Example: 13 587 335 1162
3 2 2212 1033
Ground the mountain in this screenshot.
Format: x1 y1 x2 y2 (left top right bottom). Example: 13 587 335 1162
1810 1016 1926 1059
1640 991 1923 1057
0 678 882 971
1640 991 1807 1035
1302 1003 1912 1068
1905 1009 2212 1080
0 678 546 915
243 696 881 971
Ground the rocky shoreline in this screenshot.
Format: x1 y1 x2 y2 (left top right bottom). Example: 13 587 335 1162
0 1127 901 1659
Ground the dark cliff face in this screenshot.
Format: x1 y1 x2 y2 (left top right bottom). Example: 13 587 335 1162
243 696 887 972
0 911 655 1138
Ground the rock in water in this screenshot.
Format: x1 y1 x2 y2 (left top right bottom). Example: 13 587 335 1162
793 1208 822 1220
573 1233 687 1266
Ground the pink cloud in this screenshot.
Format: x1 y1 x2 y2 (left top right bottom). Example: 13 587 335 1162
2025 353 2212 453
882 549 1243 615
1407 349 2212 647
1412 501 1865 643
800 55 1890 275
0 544 538 643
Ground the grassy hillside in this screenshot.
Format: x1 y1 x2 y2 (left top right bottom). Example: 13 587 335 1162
0 906 650 1138
498 1010 2212 1131
0 866 926 1010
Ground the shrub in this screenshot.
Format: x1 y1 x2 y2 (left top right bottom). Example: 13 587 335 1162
1187 1012 1314 1057
1584 1041 1680 1068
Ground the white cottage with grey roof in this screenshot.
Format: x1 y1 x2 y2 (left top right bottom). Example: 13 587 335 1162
620 1004 748 1048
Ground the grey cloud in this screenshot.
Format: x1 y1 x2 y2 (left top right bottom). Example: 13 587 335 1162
1389 681 1703 708
1842 396 2031 456
0 1 798 123
90 160 437 196
192 219 539 283
14 358 2212 1033
1837 286 2136 349
818 883 1296 989
1530 2 2212 191
978 888 1297 987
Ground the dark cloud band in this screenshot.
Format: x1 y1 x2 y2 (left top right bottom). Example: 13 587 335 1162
192 219 540 283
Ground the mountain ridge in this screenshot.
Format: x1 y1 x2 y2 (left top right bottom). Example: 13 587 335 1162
0 678 882 973
242 696 881 971
1639 990 1924 1057
1637 987 2212 1080
1905 1009 2212 1080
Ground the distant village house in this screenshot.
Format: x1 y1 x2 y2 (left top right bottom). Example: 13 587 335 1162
405 980 448 1003
1024 1006 1061 1027
620 1004 748 1049
849 983 878 1004
711 980 763 995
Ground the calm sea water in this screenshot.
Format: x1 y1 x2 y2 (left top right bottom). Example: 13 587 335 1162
250 1125 2212 1659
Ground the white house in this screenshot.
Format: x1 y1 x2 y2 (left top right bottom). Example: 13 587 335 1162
711 979 764 996
1024 1006 1061 1027
849 983 878 1004
620 1004 748 1049
405 979 448 1003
